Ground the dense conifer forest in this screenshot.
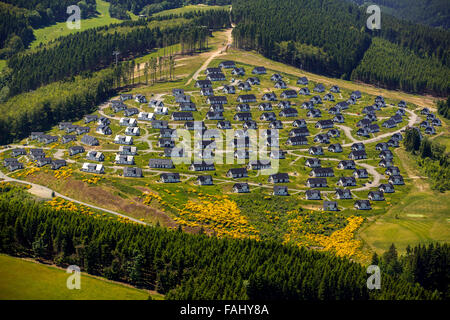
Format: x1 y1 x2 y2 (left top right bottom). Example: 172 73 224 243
0 189 441 300
349 0 450 29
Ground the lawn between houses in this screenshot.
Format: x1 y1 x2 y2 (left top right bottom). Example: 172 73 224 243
2 30 448 262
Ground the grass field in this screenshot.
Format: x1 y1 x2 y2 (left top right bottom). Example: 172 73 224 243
0 60 6 73
358 148 450 255
154 4 230 17
31 0 129 48
0 254 162 300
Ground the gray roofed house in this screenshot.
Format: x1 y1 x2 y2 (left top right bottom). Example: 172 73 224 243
62 135 77 144
119 146 137 155
323 93 334 101
278 100 291 109
6 160 24 172
233 183 250 193
379 183 395 193
236 103 250 112
234 112 252 121
337 160 356 170
337 176 356 187
223 85 236 94
305 189 321 200
306 178 327 188
51 159 66 170
38 135 58 144
328 143 343 153
247 77 260 85
206 73 226 81
274 80 287 89
270 149 286 159
262 92 277 101
297 77 308 85
351 90 362 100
59 122 72 130
268 173 289 184
310 167 334 177
158 138 175 148
333 114 345 123
237 81 252 91
299 87 310 95
98 117 111 126
269 120 283 129
260 112 277 121
81 163 104 174
273 185 289 196
217 121 232 129
30 132 44 140
313 83 325 93
292 119 307 128
96 125 112 135
206 111 224 120
330 85 340 93
313 134 330 144
323 201 338 211
335 188 352 199
36 157 51 167
310 95 322 105
305 158 321 168
252 66 266 75
289 127 310 137
243 120 258 130
327 128 340 138
279 108 298 118
135 94 147 104
237 94 257 103
69 146 85 156
207 96 228 105
29 148 45 160
195 80 212 89
189 162 215 172
231 67 245 76
152 120 169 129
280 90 298 99
247 160 271 171
315 120 334 129
353 169 369 179
11 148 26 157
197 175 213 186
123 167 143 178
354 200 371 210
389 175 404 185
227 168 248 179
120 94 133 101
307 109 321 118
368 191 385 201
86 151 104 162
309 146 323 155
125 127 140 136
160 173 180 183
286 136 308 146
259 102 273 111
179 102 197 111
115 155 135 165
348 150 367 160
81 135 99 146
149 159 174 169
175 95 191 104
385 166 400 176
84 115 98 124
172 112 194 121
124 108 139 117
351 143 365 151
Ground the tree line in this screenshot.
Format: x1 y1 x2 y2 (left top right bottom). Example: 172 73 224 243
372 243 449 299
0 194 437 300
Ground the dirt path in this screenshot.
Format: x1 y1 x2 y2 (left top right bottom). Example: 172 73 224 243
185 28 233 86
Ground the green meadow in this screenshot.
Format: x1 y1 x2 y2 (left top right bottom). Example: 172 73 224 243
0 254 162 300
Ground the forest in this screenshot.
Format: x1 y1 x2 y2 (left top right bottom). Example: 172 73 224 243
348 0 450 29
371 243 449 299
0 186 441 300
231 0 450 96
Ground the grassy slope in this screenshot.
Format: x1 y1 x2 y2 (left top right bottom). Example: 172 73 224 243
30 0 135 49
358 148 450 255
153 4 230 17
0 254 163 300
0 59 6 73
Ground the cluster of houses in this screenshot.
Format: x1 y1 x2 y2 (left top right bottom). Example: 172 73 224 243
9 60 428 213
4 147 66 171
419 107 442 135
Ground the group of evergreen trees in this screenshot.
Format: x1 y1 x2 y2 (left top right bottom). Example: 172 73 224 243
0 196 438 300
372 243 449 299
349 0 450 29
231 0 450 96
